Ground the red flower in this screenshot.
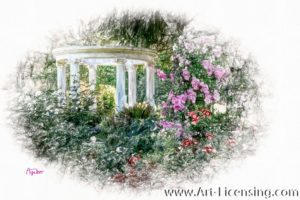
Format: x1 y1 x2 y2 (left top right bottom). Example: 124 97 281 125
227 139 236 146
189 111 198 119
129 169 137 177
182 138 199 148
200 109 211 117
126 155 142 166
206 133 214 140
182 138 192 148
192 115 200 125
113 173 127 183
203 145 216 154
188 111 196 117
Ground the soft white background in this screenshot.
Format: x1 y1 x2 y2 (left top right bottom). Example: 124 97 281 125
0 0 299 199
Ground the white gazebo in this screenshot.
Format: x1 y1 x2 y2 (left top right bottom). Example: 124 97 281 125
53 46 157 111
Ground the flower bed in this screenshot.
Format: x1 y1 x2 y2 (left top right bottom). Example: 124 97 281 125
10 11 262 189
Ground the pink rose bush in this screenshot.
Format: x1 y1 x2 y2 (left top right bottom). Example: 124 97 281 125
156 34 231 132
156 31 241 158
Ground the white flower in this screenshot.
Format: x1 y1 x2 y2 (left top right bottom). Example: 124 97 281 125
214 103 227 114
116 146 127 153
116 147 122 153
35 91 42 96
90 136 96 143
172 44 178 51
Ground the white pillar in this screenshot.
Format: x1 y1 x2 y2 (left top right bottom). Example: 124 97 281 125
88 64 97 92
88 64 98 110
56 62 66 96
116 58 127 111
127 63 137 107
146 63 155 107
68 58 80 96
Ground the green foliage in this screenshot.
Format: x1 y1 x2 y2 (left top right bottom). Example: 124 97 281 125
96 65 116 87
111 117 159 154
95 84 116 117
79 10 189 51
136 65 146 102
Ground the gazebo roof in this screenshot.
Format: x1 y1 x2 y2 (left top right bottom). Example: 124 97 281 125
53 46 158 65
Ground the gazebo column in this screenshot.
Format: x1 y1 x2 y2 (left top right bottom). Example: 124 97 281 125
146 63 155 107
56 62 66 96
68 58 81 96
88 64 97 92
116 58 127 111
88 64 98 109
127 63 137 107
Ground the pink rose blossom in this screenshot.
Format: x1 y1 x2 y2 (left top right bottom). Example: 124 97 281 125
200 83 210 95
201 60 214 76
214 66 230 80
159 120 174 130
177 93 187 104
198 81 205 88
156 69 167 81
168 90 174 100
161 101 168 115
181 69 190 81
176 54 185 66
221 69 230 79
191 77 200 90
204 94 212 104
214 65 225 79
204 91 220 105
211 91 220 101
173 103 184 112
170 73 175 82
171 96 181 106
187 88 196 104
171 95 185 112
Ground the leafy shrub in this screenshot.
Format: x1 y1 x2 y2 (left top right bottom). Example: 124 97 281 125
120 102 155 119
114 102 156 131
95 84 116 117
